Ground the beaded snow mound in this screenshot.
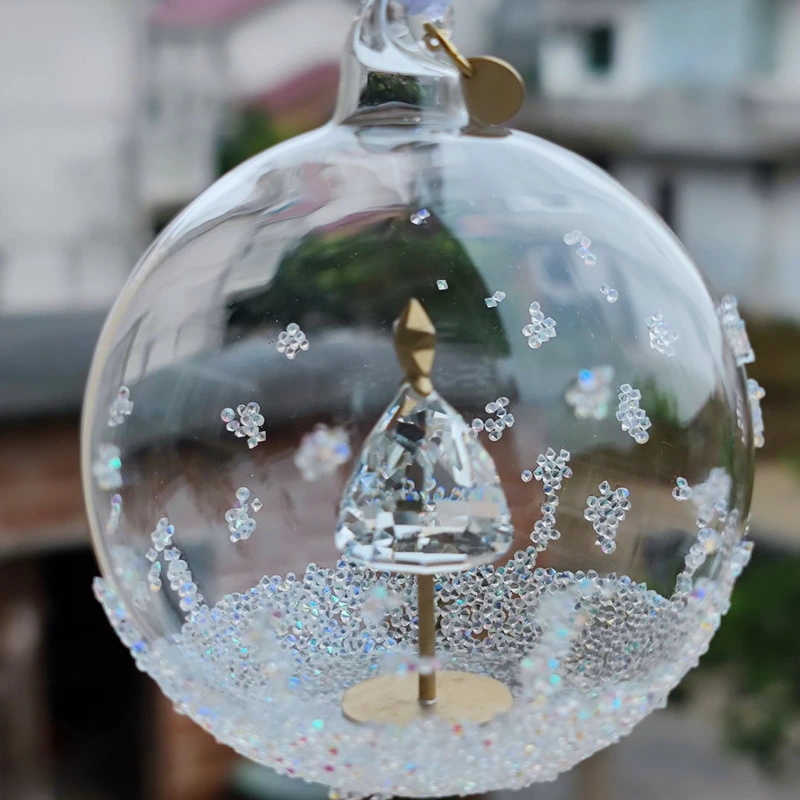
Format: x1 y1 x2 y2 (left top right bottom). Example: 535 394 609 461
96 537 750 799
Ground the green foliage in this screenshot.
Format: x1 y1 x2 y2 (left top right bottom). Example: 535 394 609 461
226 218 508 355
359 72 429 107
217 108 282 176
700 552 800 770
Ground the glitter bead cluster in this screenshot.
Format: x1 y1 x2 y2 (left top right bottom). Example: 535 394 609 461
523 302 557 349
108 385 134 427
277 323 310 360
718 295 755 366
95 534 745 798
471 397 515 442
93 444 123 491
295 425 352 481
584 482 632 555
747 379 766 449
221 403 267 449
563 229 598 267
565 366 615 421
225 487 263 543
144 518 204 612
107 494 122 535
529 448 572 551
485 290 507 308
616 384 652 444
647 312 679 357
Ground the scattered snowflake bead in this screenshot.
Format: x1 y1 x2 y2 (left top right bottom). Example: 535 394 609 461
106 494 123 535
693 468 732 526
485 290 506 308
673 477 694 502
295 425 351 481
108 385 134 427
530 448 573 550
226 487 261 543
93 444 123 491
565 366 614 421
647 312 679 357
563 229 583 246
223 402 267 449
600 284 619 304
148 562 162 592
473 398 514 441
616 384 652 444
523 301 558 349
584 482 632 555
410 208 431 225
718 295 755 366
747 378 766 448
150 518 175 552
277 323 310 360
436 279 448 291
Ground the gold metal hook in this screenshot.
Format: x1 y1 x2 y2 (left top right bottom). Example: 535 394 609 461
423 22 474 79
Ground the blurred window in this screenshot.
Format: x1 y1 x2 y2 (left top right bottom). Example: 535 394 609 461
656 177 676 233
585 25 615 75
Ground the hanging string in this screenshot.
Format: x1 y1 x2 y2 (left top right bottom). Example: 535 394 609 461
399 0 453 18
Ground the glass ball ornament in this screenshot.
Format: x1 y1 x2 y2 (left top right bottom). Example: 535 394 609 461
84 1 760 797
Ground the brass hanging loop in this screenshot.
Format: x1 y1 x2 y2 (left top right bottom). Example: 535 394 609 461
423 22 474 78
422 22 525 127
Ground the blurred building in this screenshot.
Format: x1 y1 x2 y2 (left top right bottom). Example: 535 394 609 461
497 0 800 321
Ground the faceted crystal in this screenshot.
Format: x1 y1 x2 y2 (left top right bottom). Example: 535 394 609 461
335 384 514 574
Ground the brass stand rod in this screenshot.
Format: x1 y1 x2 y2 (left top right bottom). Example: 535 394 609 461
417 574 437 704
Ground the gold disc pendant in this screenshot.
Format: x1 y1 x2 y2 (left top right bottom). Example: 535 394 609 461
463 56 525 127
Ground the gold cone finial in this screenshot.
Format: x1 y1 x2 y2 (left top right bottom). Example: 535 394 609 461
394 299 436 396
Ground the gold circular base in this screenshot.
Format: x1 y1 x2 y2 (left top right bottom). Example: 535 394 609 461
341 671 513 726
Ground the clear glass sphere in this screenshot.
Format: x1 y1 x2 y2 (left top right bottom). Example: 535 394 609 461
84 2 755 796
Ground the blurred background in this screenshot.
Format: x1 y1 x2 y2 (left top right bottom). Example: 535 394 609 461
0 1 798 799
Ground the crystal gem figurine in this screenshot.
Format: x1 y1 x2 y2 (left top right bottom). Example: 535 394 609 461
335 300 514 574
83 1 759 797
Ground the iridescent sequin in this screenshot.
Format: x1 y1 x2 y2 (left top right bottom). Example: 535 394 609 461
410 208 431 225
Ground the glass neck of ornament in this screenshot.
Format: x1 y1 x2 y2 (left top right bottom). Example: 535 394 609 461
334 0 469 130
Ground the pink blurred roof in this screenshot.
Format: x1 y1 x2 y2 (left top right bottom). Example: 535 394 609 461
249 62 340 114
151 0 279 27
